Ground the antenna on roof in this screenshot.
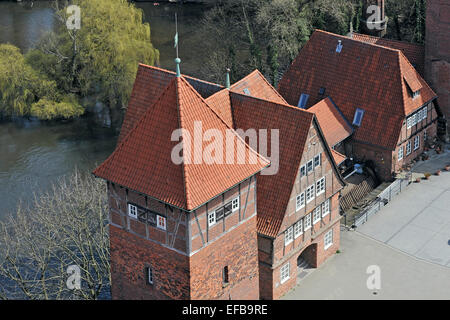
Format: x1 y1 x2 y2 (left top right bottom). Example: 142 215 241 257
226 68 231 89
174 13 181 77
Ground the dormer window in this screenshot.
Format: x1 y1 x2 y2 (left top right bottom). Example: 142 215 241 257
412 90 420 99
352 108 365 127
297 93 309 109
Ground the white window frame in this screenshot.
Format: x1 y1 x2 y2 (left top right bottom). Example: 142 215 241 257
128 203 138 219
296 193 305 211
398 146 404 161
306 184 315 203
324 229 333 250
157 215 166 230
304 213 312 230
294 220 303 238
208 211 216 227
300 164 306 177
422 106 427 120
414 135 420 150
232 197 240 212
284 226 294 246
280 263 290 284
307 160 314 174
406 141 412 155
316 177 325 196
407 116 412 129
146 266 153 285
321 199 330 217
314 154 321 168
313 207 321 225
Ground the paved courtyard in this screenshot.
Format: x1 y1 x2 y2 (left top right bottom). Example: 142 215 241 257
282 230 450 299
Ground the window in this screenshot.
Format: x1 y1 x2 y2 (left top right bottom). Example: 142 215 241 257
208 211 216 226
294 220 303 238
157 215 166 230
412 90 420 99
304 213 312 230
145 267 153 285
232 197 239 212
280 263 290 284
306 160 314 174
324 229 333 250
297 93 310 109
321 199 330 217
414 135 420 150
398 146 404 161
407 116 413 129
319 87 326 95
313 207 321 224
128 204 138 219
285 226 294 245
296 193 305 211
300 165 306 177
406 141 412 155
243 88 251 96
314 154 321 168
352 108 365 126
422 106 427 120
316 177 325 195
306 184 315 203
223 266 229 284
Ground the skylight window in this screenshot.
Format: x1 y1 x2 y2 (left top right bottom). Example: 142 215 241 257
352 108 365 127
319 87 326 95
336 40 343 53
243 88 251 96
297 93 309 109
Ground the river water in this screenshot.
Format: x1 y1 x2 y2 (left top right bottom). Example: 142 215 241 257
0 1 208 218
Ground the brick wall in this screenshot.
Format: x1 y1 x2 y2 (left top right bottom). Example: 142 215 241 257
425 0 450 129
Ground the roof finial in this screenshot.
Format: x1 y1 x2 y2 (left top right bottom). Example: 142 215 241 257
174 13 181 77
175 58 181 77
226 68 231 89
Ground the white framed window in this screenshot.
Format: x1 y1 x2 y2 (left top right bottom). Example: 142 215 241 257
296 193 305 211
306 184 315 203
157 215 166 230
414 135 420 150
304 213 312 230
321 199 330 217
398 146 404 161
294 220 303 238
422 106 427 120
316 177 325 195
145 266 153 285
128 203 138 219
314 154 321 168
313 207 321 224
406 141 412 155
208 211 216 226
307 160 314 174
300 165 306 177
232 197 240 212
280 262 290 284
324 229 333 250
284 226 294 246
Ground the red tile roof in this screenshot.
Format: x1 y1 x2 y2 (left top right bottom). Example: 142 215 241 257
119 64 223 143
94 76 268 211
350 32 425 76
229 93 344 238
308 97 353 147
278 30 437 151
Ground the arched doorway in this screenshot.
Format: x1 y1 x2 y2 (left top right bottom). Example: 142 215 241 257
297 243 317 282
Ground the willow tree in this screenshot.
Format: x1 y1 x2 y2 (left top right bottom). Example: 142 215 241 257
27 0 159 125
0 44 83 119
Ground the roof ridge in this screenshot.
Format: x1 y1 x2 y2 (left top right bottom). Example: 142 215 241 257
253 69 289 104
352 32 424 48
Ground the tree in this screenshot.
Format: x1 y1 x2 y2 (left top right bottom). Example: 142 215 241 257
0 171 110 300
0 44 82 120
27 0 160 126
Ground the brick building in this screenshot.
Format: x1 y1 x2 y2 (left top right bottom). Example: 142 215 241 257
278 30 439 181
94 61 345 299
425 0 450 132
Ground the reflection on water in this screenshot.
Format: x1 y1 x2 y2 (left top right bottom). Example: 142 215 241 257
0 1 210 219
0 118 117 218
